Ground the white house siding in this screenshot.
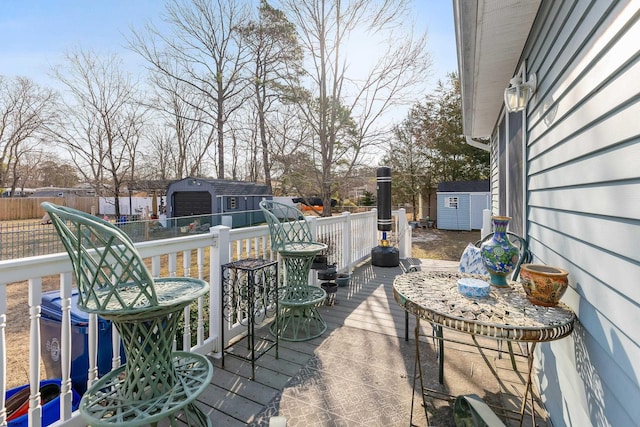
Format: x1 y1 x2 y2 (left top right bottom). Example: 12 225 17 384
499 1 640 426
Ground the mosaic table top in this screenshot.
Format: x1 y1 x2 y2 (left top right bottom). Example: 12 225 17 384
393 270 575 342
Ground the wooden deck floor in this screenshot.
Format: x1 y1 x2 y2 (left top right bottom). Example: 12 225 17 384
193 260 550 427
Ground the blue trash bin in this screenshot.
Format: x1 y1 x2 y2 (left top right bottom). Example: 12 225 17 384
5 379 80 427
40 290 124 394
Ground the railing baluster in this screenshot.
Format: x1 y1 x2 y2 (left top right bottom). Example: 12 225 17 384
342 212 352 272
151 255 161 277
197 248 205 346
28 278 43 426
183 250 192 351
59 273 73 420
87 313 99 388
0 282 7 426
168 253 177 277
211 226 230 354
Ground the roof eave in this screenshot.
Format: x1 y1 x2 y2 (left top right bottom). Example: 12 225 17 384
453 0 541 138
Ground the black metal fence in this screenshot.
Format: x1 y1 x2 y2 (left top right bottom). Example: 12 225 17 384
0 210 267 261
0 205 393 261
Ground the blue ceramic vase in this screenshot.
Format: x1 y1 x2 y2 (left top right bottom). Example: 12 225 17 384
481 216 519 287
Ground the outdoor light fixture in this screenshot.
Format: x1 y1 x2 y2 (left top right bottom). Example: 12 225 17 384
504 73 537 113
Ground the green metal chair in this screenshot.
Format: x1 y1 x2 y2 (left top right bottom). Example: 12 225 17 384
42 202 213 427
259 200 327 341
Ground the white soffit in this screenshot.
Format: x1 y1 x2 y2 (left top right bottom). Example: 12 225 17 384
454 0 541 137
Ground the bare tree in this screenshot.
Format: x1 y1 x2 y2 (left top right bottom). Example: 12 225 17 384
8 144 42 195
280 0 431 215
138 125 178 180
27 154 80 188
0 76 57 196
269 103 316 195
50 49 147 218
239 0 304 192
147 71 216 178
129 0 251 179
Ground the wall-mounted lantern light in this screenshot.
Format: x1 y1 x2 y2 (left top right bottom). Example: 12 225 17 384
504 73 537 113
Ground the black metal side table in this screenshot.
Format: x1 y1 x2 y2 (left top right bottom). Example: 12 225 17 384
221 258 279 380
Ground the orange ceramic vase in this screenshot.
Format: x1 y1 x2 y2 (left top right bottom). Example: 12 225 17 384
519 264 569 306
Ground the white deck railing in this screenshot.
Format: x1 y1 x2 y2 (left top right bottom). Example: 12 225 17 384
0 208 409 427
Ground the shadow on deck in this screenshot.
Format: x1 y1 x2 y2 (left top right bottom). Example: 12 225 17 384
197 260 550 427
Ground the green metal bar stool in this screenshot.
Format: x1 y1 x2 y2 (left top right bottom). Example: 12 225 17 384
42 202 213 426
259 200 327 341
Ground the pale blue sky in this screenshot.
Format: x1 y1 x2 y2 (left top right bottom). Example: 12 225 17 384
1 0 457 93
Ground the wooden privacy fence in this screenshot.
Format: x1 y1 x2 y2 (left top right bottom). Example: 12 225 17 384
0 197 100 220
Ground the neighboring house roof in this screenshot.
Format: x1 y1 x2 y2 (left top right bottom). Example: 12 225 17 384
453 0 541 137
437 180 490 193
127 179 175 192
171 177 270 196
207 179 270 195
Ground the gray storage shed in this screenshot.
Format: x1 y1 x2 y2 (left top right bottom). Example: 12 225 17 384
436 180 490 231
166 177 271 228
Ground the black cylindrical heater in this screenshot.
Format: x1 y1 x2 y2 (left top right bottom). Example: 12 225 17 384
376 167 392 232
371 166 399 267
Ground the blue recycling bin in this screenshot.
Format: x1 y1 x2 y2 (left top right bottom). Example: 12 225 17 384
40 290 124 394
5 379 80 427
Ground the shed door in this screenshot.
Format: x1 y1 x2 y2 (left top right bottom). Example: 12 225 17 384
173 191 212 217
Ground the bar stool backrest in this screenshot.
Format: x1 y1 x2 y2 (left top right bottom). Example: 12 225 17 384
259 200 314 252
42 202 158 314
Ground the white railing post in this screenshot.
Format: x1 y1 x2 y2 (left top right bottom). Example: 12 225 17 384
341 212 352 272
88 313 98 388
396 208 411 259
306 216 319 286
210 226 229 354
182 250 192 351
371 208 379 246
60 273 74 420
28 278 43 425
1 283 6 427
197 248 205 346
306 215 318 240
481 208 492 238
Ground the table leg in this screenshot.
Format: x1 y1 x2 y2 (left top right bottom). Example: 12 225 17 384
436 325 444 384
405 311 409 342
507 341 518 372
519 342 537 427
413 318 430 426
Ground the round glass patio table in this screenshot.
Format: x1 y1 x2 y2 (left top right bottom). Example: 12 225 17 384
393 270 575 342
393 270 575 426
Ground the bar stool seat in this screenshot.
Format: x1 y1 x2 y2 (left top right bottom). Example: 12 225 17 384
42 202 213 426
259 201 328 342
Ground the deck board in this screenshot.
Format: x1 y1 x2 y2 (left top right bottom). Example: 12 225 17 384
199 260 550 427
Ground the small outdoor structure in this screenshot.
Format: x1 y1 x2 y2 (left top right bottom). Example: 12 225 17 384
436 180 490 231
166 177 271 228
